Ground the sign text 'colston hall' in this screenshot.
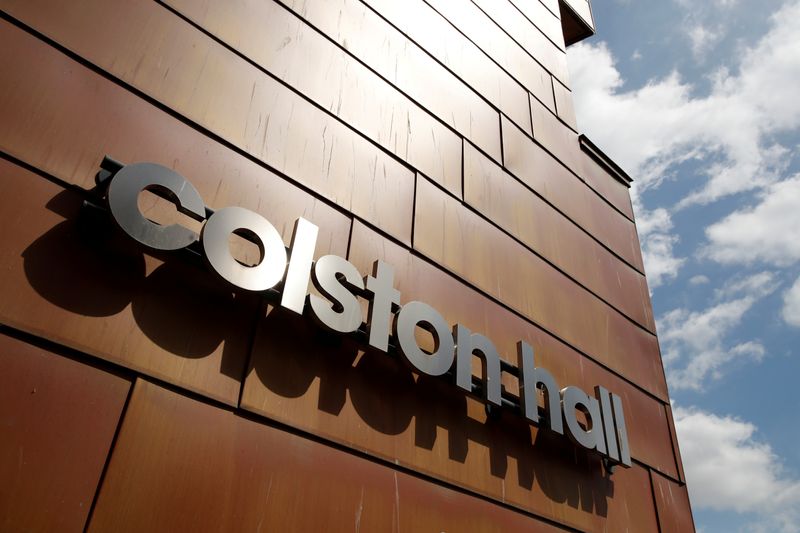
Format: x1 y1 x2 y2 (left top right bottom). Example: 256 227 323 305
105 161 631 468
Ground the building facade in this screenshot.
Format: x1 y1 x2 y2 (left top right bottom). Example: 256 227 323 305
0 0 695 531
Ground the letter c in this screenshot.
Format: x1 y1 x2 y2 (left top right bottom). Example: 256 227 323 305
108 162 206 250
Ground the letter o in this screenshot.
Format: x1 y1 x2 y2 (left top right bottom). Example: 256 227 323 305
202 206 287 291
393 301 454 377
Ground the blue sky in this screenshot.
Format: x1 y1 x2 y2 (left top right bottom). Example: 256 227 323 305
568 1 800 531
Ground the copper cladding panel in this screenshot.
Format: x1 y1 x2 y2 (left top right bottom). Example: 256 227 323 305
0 0 683 529
471 0 570 85
651 470 696 533
0 332 130 532
414 177 665 396
530 94 637 224
464 143 653 334
540 0 561 19
90 379 570 532
552 79 579 131
0 158 260 404
163 0 467 196
362 0 533 134
580 150 637 221
0 0 413 243
502 116 646 272
424 0 557 109
530 94 585 175
240 220 676 523
241 308 660 531
665 404 687 483
346 220 676 475
0 18 351 256
507 0 566 51
268 0 503 172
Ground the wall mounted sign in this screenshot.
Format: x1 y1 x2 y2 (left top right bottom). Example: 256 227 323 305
102 159 631 468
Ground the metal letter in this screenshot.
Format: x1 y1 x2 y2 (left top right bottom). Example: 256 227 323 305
454 324 501 406
595 386 620 462
393 302 454 377
309 255 364 333
561 386 606 453
365 260 401 352
517 342 563 435
202 207 287 291
611 393 632 467
280 218 319 313
108 162 205 250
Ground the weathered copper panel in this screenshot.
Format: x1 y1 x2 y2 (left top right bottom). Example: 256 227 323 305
414 178 660 370
651 470 696 532
241 304 661 530
0 332 130 532
346 220 675 468
471 0 570 85
580 150 637 221
552 79 579 131
271 0 504 168
530 93 585 173
0 0 413 243
0 0 688 529
464 143 653 336
362 0 533 135
665 404 687 483
508 0 566 51
502 116 646 273
0 158 256 405
425 0 557 110
163 0 465 196
91 379 572 532
0 21 352 256
540 0 561 18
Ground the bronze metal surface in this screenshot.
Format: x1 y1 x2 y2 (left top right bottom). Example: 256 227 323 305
0 157 255 405
0 0 413 243
502 116 646 272
346 220 676 470
362 0 534 134
0 332 130 532
164 0 467 196
464 143 653 333
425 0 557 109
91 378 572 532
241 303 661 531
580 150 637 221
507 0 566 51
276 0 509 157
0 18 352 256
651 470 696 532
0 0 691 529
414 177 662 374
471 0 571 85
530 94 584 174
552 78 579 131
665 404 688 483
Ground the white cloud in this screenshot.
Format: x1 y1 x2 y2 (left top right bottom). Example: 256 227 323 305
782 275 800 326
689 274 710 285
674 405 800 531
688 24 722 59
568 1 800 208
635 204 685 288
704 175 800 266
657 272 777 390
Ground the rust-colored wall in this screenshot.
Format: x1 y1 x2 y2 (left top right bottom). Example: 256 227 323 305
0 0 693 530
